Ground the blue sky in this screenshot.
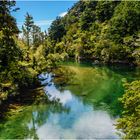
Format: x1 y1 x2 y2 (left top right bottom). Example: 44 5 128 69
13 1 78 32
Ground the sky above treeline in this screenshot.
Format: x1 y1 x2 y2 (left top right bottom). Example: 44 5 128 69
13 1 78 32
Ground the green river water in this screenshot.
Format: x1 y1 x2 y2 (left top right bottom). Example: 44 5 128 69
0 62 140 139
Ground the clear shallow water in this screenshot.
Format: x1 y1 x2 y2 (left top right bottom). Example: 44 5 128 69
0 62 140 139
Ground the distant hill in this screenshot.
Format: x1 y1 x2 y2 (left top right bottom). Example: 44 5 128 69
47 1 140 65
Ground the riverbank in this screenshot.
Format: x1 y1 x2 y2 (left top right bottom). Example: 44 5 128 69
0 87 49 119
0 66 70 119
71 56 138 67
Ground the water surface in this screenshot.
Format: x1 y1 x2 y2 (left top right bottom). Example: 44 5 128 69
0 62 140 139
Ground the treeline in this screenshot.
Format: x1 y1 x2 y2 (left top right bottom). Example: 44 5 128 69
0 1 65 108
0 1 40 107
20 12 67 71
47 0 140 65
0 0 140 138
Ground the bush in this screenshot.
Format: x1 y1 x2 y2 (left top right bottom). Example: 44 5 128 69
116 80 140 139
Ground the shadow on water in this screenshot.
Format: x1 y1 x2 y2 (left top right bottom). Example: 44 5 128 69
0 62 140 139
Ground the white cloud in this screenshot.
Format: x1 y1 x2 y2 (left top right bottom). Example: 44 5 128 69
17 19 53 27
59 11 67 17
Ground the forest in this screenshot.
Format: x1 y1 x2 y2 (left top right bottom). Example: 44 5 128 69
0 0 140 139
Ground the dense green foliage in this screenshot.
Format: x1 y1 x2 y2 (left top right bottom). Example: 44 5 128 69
22 13 45 50
0 1 140 139
0 0 67 106
47 1 140 65
116 80 140 139
0 1 39 106
22 13 34 48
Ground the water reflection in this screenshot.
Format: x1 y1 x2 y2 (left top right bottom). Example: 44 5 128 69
2 64 139 139
37 111 117 139
36 72 119 139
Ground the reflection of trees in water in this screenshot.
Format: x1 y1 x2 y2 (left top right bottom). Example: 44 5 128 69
90 66 140 116
51 65 139 117
1 64 139 138
106 65 140 81
28 112 39 139
0 103 70 139
27 103 70 139
53 66 76 88
60 65 139 117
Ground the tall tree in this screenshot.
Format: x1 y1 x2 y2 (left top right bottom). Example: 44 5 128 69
32 24 45 49
48 17 66 42
0 0 21 69
22 12 34 49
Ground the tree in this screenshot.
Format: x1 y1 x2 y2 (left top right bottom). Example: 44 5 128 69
22 12 34 49
0 0 21 69
95 1 119 22
116 80 140 139
0 0 23 104
108 1 140 42
32 24 44 49
80 9 95 30
79 1 97 30
0 0 19 35
48 17 65 42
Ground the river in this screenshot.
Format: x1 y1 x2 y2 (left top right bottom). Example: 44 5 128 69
0 62 140 139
